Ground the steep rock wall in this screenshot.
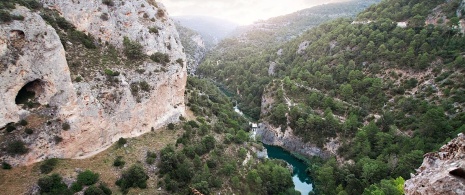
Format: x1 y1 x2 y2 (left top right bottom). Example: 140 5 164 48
0 0 186 166
404 133 465 195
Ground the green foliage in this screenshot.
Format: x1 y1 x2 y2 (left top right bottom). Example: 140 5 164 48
117 137 127 146
6 140 28 155
83 186 104 195
62 123 70 130
148 26 159 34
5 123 16 133
40 158 59 174
176 58 184 66
123 36 145 60
113 156 126 167
104 69 120 76
38 173 71 194
77 170 100 186
115 164 148 194
2 162 12 170
102 0 114 6
167 123 175 130
146 151 157 164
70 182 83 193
150 52 170 65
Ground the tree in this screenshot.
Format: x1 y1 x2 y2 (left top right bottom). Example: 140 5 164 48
123 37 144 60
115 164 149 194
339 84 354 100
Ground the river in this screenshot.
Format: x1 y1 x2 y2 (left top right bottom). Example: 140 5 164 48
264 144 314 195
228 88 314 194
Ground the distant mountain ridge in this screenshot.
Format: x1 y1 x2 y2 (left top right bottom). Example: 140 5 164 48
174 15 238 48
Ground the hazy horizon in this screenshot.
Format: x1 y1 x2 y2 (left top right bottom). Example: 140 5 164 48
158 0 351 25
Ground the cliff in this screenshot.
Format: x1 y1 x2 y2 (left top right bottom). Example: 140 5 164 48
0 0 186 166
404 133 465 195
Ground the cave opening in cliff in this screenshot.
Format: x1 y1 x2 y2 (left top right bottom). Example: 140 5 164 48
15 79 45 105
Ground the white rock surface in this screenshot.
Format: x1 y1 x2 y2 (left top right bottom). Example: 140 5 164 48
0 0 187 166
404 133 465 195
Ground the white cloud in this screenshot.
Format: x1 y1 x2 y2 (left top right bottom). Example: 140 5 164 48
158 0 350 25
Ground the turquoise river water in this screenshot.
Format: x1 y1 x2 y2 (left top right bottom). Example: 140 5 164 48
263 144 313 195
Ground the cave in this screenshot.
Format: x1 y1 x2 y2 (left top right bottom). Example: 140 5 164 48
15 79 45 105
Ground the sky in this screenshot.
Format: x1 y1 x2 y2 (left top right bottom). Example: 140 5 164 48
158 0 351 25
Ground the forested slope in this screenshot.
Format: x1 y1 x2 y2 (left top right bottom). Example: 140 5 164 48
199 0 465 194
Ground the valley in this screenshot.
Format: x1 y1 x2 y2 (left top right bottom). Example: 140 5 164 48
1 0 465 194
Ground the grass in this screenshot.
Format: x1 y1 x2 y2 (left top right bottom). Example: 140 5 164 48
0 126 183 195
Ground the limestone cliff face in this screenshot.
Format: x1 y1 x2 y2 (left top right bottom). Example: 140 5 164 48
404 133 465 195
0 0 186 166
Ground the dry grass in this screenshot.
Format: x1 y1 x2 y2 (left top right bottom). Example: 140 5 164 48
0 127 183 195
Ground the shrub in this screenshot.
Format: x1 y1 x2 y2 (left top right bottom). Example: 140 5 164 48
38 173 70 194
0 10 12 23
104 69 120 76
146 151 157 164
25 128 33 134
139 81 150 91
102 0 114 6
100 13 109 21
123 36 144 60
98 183 112 195
167 123 175 130
19 119 28 126
6 123 16 133
69 30 96 49
77 170 100 186
75 76 83 82
84 185 104 195
40 158 59 174
113 156 126 167
2 162 12 170
62 122 70 130
54 136 63 143
157 9 165 18
6 140 28 155
150 52 170 65
115 164 148 194
149 27 159 34
176 58 184 66
117 137 127 146
70 182 83 193
56 16 74 30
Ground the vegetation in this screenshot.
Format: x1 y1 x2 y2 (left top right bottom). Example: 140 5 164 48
5 140 28 155
196 0 465 194
40 158 59 174
62 123 70 130
113 156 126 167
38 173 71 194
2 162 12 170
146 151 157 165
123 36 145 60
115 164 148 194
77 170 100 186
150 52 170 65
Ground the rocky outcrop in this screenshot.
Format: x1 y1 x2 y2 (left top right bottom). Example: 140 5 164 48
175 23 207 74
404 133 465 195
256 123 329 158
0 0 186 166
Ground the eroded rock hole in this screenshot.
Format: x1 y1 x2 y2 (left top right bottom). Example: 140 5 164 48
15 79 45 105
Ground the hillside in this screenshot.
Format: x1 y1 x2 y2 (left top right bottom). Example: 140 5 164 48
175 22 207 74
198 0 465 194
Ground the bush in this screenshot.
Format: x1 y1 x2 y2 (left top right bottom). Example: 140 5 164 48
54 136 63 143
40 158 59 174
104 69 120 76
117 137 127 146
2 162 12 170
84 185 104 195
62 122 70 130
75 76 83 82
150 52 170 65
100 13 109 21
69 30 96 49
115 164 148 194
98 183 112 195
176 58 184 66
146 151 157 164
6 123 16 133
123 36 144 60
149 27 159 34
113 156 126 167
6 140 28 155
102 0 114 6
0 10 12 23
25 128 33 134
70 182 83 193
38 173 70 194
56 16 74 30
139 81 150 91
19 119 28 126
77 170 100 186
167 123 175 130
